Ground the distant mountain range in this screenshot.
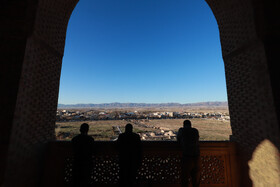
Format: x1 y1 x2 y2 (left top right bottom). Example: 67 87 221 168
58 101 228 108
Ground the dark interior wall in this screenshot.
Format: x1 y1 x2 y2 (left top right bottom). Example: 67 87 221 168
207 0 280 185
1 0 78 186
0 0 38 184
207 0 280 151
253 0 280 143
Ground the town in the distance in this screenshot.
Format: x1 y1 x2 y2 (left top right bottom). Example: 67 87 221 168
56 102 232 141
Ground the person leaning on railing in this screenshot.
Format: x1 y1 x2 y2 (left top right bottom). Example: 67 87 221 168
116 124 142 187
71 123 95 187
177 120 201 187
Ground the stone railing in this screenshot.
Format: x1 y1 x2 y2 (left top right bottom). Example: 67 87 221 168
42 141 239 187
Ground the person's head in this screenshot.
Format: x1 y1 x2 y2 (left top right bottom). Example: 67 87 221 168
80 123 89 134
183 120 191 128
125 123 133 133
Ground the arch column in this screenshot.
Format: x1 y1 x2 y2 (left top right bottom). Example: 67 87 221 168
0 0 78 186
207 0 280 185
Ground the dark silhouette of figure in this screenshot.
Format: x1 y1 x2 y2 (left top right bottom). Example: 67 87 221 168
71 123 95 187
117 124 142 187
177 120 201 187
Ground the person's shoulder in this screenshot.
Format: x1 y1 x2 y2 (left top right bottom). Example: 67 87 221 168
192 127 199 131
118 133 125 137
87 135 95 142
177 128 184 135
117 133 125 140
71 134 81 142
133 132 141 139
178 127 185 133
178 127 184 131
191 128 199 133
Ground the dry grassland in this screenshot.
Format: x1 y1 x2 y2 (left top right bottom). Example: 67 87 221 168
56 118 231 141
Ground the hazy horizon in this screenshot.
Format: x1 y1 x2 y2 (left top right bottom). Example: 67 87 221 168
58 101 228 105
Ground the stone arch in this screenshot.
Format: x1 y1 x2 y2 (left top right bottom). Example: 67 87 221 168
1 0 279 186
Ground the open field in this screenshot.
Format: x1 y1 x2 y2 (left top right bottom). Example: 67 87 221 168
56 118 231 141
141 118 232 140
56 120 150 141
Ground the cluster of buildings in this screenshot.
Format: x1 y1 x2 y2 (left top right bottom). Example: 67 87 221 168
112 124 176 141
139 129 177 141
56 109 230 122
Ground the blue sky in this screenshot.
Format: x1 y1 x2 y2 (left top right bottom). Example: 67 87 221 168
58 0 227 104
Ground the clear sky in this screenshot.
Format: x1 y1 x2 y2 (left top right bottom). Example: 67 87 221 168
58 0 228 104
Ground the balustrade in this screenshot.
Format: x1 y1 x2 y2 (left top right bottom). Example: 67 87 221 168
42 141 239 187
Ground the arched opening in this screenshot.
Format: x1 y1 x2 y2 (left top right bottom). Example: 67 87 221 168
56 0 231 141
1 0 280 186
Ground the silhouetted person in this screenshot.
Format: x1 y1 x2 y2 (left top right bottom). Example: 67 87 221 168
177 120 201 187
117 124 142 187
71 123 95 187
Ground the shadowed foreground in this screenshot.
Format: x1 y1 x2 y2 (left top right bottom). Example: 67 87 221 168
42 141 239 187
